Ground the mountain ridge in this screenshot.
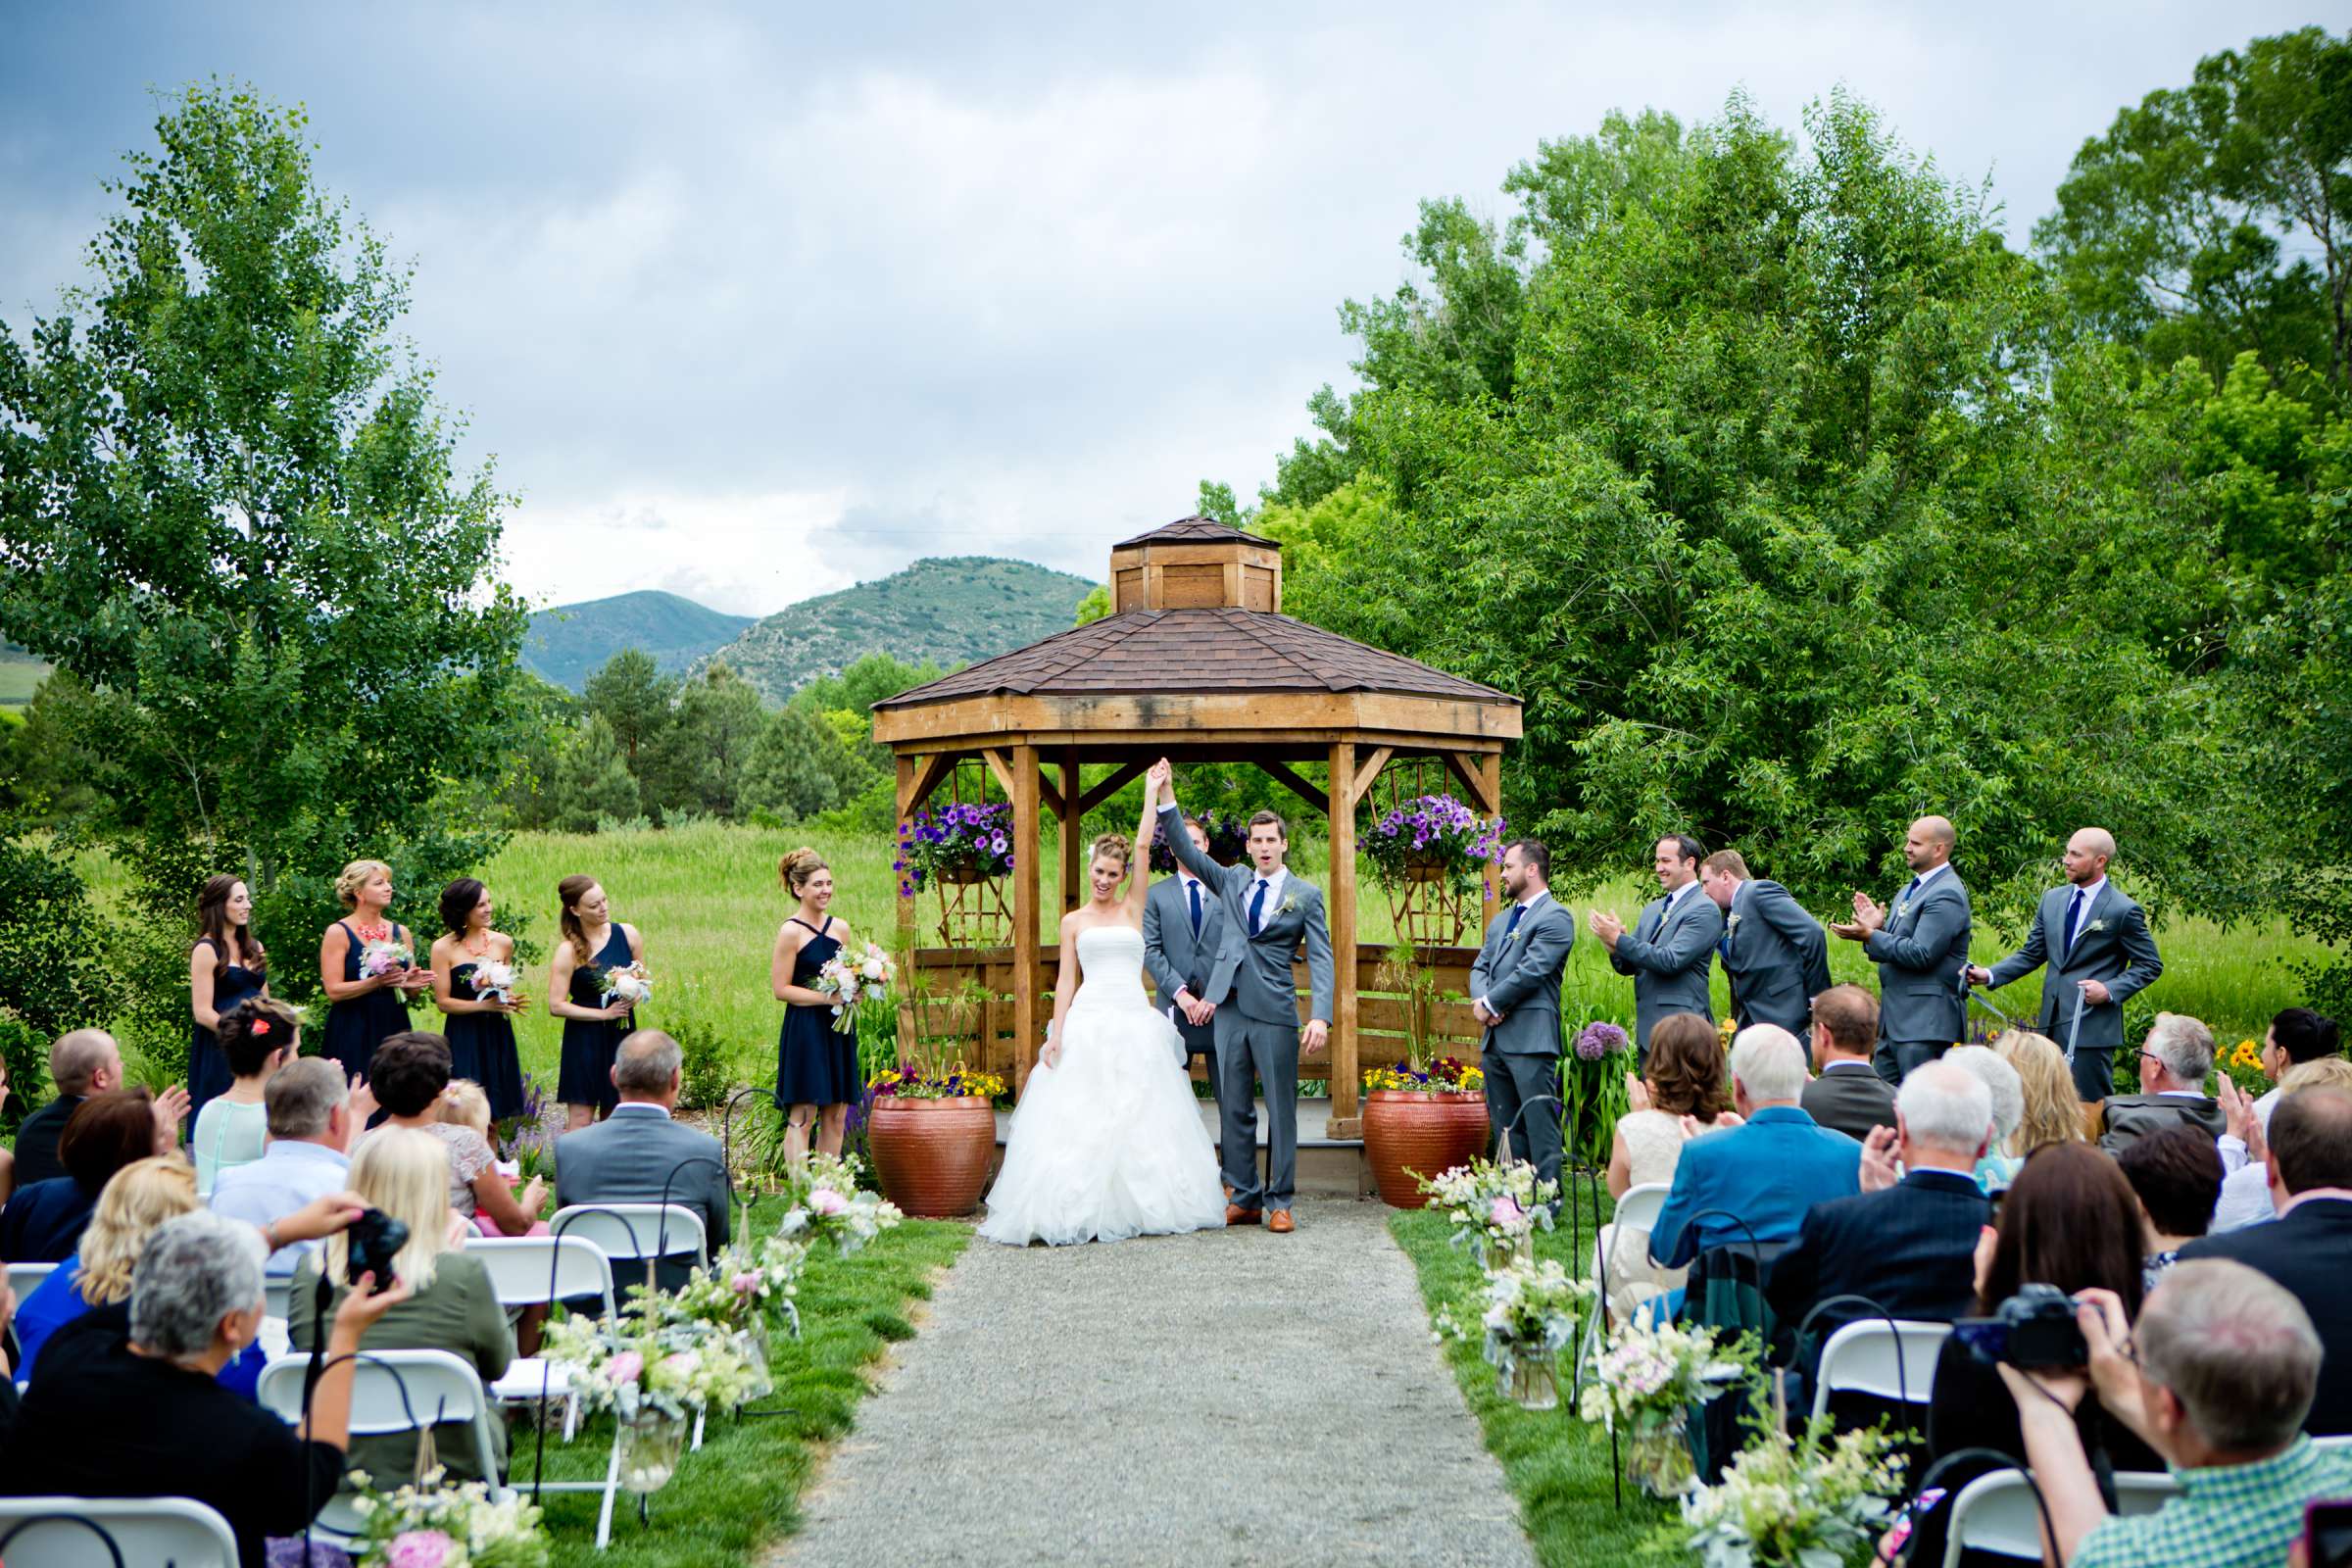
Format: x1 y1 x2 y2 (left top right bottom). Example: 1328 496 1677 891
521 590 755 690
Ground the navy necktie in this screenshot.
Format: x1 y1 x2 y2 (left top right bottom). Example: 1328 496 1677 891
2064 887 2086 957
1901 876 1922 913
1188 879 1202 940
1503 904 1526 942
1249 879 1268 935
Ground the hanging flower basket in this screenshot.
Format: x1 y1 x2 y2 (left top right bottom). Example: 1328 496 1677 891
896 803 1017 895
1361 794 1505 896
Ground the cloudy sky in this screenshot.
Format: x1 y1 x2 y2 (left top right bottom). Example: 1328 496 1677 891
0 3 2328 616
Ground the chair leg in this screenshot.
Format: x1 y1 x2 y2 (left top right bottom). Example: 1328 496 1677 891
595 1435 622 1549
691 1408 706 1451
564 1392 578 1444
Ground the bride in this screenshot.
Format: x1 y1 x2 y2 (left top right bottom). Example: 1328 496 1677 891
976 762 1228 1246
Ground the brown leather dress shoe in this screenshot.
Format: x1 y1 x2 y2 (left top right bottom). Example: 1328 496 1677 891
1267 1209 1295 1234
1225 1203 1261 1227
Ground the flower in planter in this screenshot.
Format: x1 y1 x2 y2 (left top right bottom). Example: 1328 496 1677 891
1573 1020 1631 1061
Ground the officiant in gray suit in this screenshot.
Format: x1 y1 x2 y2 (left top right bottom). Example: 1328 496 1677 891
1472 839 1576 1198
1143 811 1226 1076
1590 833 1724 1054
1696 849 1830 1034
1968 827 2163 1102
1833 815 1973 1084
1153 760 1334 1235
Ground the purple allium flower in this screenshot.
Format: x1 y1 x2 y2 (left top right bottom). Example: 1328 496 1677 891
1573 1020 1632 1061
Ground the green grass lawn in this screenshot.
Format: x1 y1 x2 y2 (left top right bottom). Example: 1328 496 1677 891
0 659 44 710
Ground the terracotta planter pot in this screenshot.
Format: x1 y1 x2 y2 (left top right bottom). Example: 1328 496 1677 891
1362 1089 1492 1208
866 1095 997 1217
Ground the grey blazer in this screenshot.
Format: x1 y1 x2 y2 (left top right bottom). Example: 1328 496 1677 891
1865 869 1972 1046
1984 882 2162 1053
1609 886 1724 1048
1469 895 1576 1057
1142 873 1225 1008
1719 879 1831 1034
1801 1061 1899 1144
1159 805 1336 1028
554 1103 733 1255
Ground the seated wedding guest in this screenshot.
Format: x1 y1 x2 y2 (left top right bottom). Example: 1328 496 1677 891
1996 1260 2352 1568
189 998 296 1197
1598 1014 1733 1317
1798 984 1896 1143
211 1056 365 1273
1943 1044 2026 1191
1903 1143 2158 1568
2213 1057 2352 1233
2252 1006 2341 1135
2098 1011 2224 1153
366 1030 546 1237
0 1088 176 1261
2117 1123 2224 1294
1991 1029 2087 1158
0 1208 411 1568
2180 1085 2352 1435
12 1028 124 1189
555 1029 733 1291
291 1127 514 1494
1765 1061 1992 1386
1647 1025 1859 1274
437 1079 545 1237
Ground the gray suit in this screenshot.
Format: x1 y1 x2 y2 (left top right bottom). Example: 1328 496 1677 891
1159 803 1336 1212
1470 895 1576 1197
1609 885 1724 1051
1143 872 1225 1069
1865 867 1973 1083
1984 880 2163 1101
1718 879 1831 1035
1801 1060 1899 1144
554 1103 733 1291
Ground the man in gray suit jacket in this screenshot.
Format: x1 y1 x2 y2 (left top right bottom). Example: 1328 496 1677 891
1591 834 1724 1054
554 1029 733 1290
1155 761 1335 1234
1968 827 2164 1102
1471 839 1577 1199
1697 849 1830 1035
1143 812 1227 1076
1833 816 1972 1084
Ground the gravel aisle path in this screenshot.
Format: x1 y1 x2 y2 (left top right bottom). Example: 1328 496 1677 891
775 1197 1534 1568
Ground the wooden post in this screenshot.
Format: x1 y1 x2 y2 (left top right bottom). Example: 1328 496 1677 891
895 754 919 1054
1480 750 1504 931
1327 739 1361 1139
1011 743 1042 1095
1058 749 1084 918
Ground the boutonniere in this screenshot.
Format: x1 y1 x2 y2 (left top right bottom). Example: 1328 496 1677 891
1893 900 1913 922
2084 917 2108 934
1277 892 1300 918
1725 912 1742 936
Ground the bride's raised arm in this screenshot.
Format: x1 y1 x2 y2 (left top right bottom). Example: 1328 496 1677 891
1123 764 1160 922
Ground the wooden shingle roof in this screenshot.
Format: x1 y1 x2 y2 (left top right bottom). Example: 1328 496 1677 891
1111 515 1278 550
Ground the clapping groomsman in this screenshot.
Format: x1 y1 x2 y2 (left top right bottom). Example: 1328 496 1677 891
1143 813 1226 1079
1590 834 1724 1054
1471 840 1576 1198
1832 816 1972 1084
1967 827 2163 1102
1696 850 1829 1034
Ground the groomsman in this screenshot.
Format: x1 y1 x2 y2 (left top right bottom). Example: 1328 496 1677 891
1833 816 1972 1084
1471 839 1577 1198
1967 827 2163 1102
1143 812 1226 1078
1590 834 1724 1054
1696 850 1829 1034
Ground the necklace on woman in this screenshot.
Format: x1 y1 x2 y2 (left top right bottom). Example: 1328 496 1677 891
461 931 492 959
355 919 391 944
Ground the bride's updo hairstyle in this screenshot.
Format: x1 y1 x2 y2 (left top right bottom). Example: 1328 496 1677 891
781 848 828 897
1089 833 1131 872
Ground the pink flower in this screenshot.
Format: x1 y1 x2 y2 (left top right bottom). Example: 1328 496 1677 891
385 1530 456 1568
808 1188 849 1216
1490 1197 1525 1229
607 1349 644 1385
732 1270 763 1296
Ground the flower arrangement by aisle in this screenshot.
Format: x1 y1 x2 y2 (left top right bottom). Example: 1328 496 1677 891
1436 1257 1592 1409
1669 1388 1906 1568
1579 1317 1758 1495
1362 1054 1485 1096
1417 1157 1558 1267
895 802 1017 894
346 1466 548 1567
496 1074 555 1184
357 936 417 980
1361 793 1506 895
816 942 898 1034
1148 808 1249 873
772 1151 904 1255
674 1232 810 1343
540 1310 767 1491
596 960 654 1007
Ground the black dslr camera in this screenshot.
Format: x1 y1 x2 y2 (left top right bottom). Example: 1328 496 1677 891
1952 1284 2088 1370
343 1206 410 1293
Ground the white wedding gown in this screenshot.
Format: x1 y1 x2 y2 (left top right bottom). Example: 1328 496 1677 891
976 925 1229 1247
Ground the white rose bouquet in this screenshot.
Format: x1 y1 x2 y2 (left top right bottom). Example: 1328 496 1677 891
596 961 653 1008
816 942 897 1034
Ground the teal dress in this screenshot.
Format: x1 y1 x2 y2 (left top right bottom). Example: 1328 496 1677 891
558 925 636 1114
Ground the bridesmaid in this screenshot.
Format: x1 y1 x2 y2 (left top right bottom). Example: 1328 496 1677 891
188 874 268 1127
430 877 529 1123
318 858 429 1080
549 874 644 1131
771 848 858 1164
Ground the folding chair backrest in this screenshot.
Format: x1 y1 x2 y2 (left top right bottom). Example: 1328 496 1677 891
550 1203 709 1269
256 1349 507 1537
463 1235 618 1315
1809 1319 1952 1421
0 1495 239 1568
6 1260 58 1304
1943 1466 2179 1568
264 1272 294 1320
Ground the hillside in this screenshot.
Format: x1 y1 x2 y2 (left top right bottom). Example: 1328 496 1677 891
707 556 1095 701
522 590 755 690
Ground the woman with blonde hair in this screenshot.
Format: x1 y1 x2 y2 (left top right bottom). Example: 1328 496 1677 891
1991 1030 2085 1157
772 847 860 1164
319 858 430 1079
549 873 645 1131
291 1127 514 1493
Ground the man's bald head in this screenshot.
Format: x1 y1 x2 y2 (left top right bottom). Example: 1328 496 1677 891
1903 816 1956 871
2065 828 2116 885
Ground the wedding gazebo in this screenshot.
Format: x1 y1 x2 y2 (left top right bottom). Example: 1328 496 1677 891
870 517 1522 1141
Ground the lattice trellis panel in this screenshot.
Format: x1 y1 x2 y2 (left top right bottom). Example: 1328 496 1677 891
1367 756 1488 950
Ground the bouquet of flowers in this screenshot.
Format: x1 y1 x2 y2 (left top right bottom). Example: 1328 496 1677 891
817 942 897 1035
1148 809 1249 873
540 1311 768 1425
346 1466 548 1567
357 937 416 981
1360 793 1505 895
1361 1054 1484 1096
469 956 520 1005
597 961 654 1008
1673 1390 1906 1568
1471 1259 1591 1379
896 802 1017 895
1578 1316 1754 1432
1417 1158 1557 1266
772 1151 904 1256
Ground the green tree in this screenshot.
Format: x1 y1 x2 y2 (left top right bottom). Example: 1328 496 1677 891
1073 585 1111 625
582 649 677 773
745 704 870 822
654 662 768 818
0 819 116 1124
551 715 642 833
490 670 582 830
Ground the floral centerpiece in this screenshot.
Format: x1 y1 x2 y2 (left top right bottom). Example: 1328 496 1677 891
1417 1157 1557 1267
895 802 1017 894
347 1467 548 1567
1436 1258 1592 1409
1148 809 1248 873
816 942 897 1034
1361 793 1505 895
772 1151 904 1255
1671 1390 1906 1568
596 961 654 1008
1579 1317 1757 1495
540 1312 767 1493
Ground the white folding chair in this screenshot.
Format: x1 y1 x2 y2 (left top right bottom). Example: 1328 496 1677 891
1808 1318 1952 1421
548 1202 710 1282
464 1236 618 1440
264 1272 294 1320
0 1495 240 1567
2316 1433 2352 1452
257 1348 514 1543
6 1260 58 1304
1570 1182 1671 1398
1942 1466 2179 1567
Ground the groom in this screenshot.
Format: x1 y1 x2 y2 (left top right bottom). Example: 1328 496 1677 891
1152 760 1335 1235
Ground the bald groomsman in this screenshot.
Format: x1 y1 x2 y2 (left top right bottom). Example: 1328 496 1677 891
1697 850 1829 1035
1968 827 2163 1102
1833 816 1972 1084
1591 834 1724 1054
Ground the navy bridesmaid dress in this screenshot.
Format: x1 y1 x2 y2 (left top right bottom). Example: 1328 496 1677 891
557 925 636 1115
321 919 416 1080
774 917 859 1109
447 958 527 1121
189 939 265 1124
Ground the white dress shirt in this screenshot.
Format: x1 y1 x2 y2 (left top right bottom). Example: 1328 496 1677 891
209 1139 353 1273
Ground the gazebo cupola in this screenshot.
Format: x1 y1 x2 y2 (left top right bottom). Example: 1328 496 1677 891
1108 516 1283 614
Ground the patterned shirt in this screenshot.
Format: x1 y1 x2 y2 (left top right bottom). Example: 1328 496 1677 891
2071 1435 2352 1568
